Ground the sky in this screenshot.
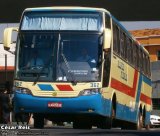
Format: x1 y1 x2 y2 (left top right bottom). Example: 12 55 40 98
0 0 160 22
121 21 160 30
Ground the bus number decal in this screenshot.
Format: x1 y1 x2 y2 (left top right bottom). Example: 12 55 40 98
118 61 124 71
90 83 99 88
118 60 127 81
121 71 127 81
15 81 22 87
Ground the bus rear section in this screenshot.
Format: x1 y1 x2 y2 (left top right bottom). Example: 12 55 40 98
109 18 152 129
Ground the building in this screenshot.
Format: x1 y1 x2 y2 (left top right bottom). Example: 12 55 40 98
130 29 160 115
130 29 160 62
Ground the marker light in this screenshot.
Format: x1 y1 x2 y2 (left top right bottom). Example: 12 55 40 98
14 87 32 95
79 88 100 96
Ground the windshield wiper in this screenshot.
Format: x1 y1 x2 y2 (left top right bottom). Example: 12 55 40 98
33 67 46 86
61 53 77 85
33 58 51 86
57 34 77 85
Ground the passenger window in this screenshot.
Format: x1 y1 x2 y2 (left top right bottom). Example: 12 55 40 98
103 49 111 87
105 14 111 29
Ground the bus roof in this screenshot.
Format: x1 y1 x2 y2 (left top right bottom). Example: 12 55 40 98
24 6 111 14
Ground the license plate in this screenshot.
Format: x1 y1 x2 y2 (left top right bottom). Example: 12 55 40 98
48 102 62 108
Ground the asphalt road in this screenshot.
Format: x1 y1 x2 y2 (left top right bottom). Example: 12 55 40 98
1 126 160 136
46 127 160 136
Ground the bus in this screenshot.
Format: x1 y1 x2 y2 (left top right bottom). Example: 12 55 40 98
3 7 152 129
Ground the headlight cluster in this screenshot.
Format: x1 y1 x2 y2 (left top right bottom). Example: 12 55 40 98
79 88 100 96
13 87 32 95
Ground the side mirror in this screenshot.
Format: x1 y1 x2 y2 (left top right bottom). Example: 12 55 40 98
3 27 18 49
104 28 111 49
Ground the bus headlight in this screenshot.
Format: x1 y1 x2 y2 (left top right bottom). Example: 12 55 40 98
79 89 100 96
14 87 32 95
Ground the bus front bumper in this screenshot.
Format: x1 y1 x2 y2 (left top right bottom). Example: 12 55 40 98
14 93 111 116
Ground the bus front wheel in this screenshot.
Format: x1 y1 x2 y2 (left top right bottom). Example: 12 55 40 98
33 113 44 129
98 104 115 129
73 120 92 129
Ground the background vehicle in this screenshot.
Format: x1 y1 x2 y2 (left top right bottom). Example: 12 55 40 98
150 115 160 127
3 7 152 129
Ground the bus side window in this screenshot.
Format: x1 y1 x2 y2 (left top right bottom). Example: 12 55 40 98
113 23 118 53
105 14 111 29
140 49 143 71
130 41 134 65
117 28 120 55
144 54 147 75
120 31 125 59
133 43 137 68
113 23 120 55
148 56 151 77
136 45 140 70
133 44 140 70
120 31 123 57
123 33 127 60
103 48 111 87
126 37 130 62
127 38 132 64
143 52 146 74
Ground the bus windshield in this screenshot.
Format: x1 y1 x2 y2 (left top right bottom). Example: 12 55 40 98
15 32 102 82
21 11 102 31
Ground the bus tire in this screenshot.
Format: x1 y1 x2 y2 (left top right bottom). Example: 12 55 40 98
121 122 131 130
137 112 143 130
33 113 44 129
146 124 150 130
73 121 92 129
98 103 115 129
98 117 112 129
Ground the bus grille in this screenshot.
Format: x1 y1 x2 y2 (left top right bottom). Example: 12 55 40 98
33 91 79 98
